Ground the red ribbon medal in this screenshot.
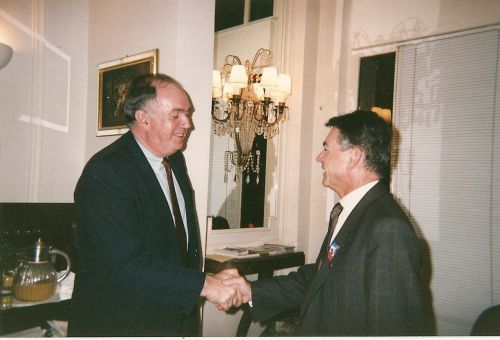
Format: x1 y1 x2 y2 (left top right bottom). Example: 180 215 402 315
327 242 340 268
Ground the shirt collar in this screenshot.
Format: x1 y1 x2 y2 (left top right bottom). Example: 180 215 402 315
135 138 164 174
339 180 379 215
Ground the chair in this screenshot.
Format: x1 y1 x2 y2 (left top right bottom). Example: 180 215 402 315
211 215 230 230
470 305 500 336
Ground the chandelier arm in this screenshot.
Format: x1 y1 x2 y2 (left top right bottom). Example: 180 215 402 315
260 106 286 128
261 118 279 129
250 48 272 70
225 55 242 66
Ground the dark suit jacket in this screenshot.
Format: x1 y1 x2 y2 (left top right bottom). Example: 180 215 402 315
68 131 205 337
250 182 425 336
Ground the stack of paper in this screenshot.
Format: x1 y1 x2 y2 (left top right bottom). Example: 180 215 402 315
213 243 295 258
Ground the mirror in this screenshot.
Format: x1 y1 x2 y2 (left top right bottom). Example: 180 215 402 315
207 0 285 230
208 129 279 230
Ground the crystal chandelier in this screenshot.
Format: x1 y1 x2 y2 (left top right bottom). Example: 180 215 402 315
211 48 291 183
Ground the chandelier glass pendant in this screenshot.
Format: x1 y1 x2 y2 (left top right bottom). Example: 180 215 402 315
211 48 291 183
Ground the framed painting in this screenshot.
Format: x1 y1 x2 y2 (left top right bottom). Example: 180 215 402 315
97 49 158 136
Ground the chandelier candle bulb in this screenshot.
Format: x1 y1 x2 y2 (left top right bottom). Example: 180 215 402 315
212 87 222 99
212 70 222 98
271 91 286 104
229 65 247 88
260 67 278 90
212 70 222 88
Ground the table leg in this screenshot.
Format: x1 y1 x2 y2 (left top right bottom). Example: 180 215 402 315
235 271 273 337
235 305 253 337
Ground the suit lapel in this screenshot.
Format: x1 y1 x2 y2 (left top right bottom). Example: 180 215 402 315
302 183 387 311
314 230 330 271
168 152 202 268
168 153 196 238
124 133 200 267
123 134 192 227
168 152 193 217
123 132 173 225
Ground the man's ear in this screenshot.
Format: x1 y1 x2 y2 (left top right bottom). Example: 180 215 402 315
135 109 150 130
348 147 363 169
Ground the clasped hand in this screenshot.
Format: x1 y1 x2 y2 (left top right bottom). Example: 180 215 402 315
200 268 251 311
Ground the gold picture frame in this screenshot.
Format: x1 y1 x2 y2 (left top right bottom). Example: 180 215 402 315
97 49 158 136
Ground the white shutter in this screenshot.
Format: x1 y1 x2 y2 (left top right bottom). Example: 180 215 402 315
392 28 500 335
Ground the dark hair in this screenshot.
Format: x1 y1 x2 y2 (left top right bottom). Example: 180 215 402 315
325 110 392 179
123 73 187 127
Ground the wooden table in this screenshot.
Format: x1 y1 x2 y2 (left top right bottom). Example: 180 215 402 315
204 251 305 336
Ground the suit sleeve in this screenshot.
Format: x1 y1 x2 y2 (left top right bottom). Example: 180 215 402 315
365 216 424 335
74 159 205 315
249 263 317 321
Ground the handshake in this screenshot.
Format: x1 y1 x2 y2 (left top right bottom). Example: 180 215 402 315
200 268 252 311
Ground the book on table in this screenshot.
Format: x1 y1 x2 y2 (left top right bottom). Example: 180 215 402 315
213 243 295 258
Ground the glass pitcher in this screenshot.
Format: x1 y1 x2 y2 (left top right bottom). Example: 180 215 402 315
13 238 71 302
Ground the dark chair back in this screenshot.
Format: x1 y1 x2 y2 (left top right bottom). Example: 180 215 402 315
471 305 500 336
0 203 76 271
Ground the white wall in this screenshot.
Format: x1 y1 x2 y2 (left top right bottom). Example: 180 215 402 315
0 0 88 202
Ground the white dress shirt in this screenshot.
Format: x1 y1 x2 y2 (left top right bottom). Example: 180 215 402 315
329 180 379 243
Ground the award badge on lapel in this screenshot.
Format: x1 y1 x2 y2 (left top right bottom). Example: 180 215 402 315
327 241 340 268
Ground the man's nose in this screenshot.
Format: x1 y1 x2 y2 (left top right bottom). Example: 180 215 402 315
316 151 323 163
181 115 192 129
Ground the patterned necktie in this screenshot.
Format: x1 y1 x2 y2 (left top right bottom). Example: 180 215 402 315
162 158 188 266
326 202 343 264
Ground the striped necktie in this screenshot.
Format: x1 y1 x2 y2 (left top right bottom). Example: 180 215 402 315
326 202 343 266
162 158 188 266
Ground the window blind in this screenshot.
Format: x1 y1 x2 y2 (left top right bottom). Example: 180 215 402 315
207 128 242 228
392 28 500 335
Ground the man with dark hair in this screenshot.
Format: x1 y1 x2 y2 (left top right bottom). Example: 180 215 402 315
225 110 426 336
69 74 239 336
